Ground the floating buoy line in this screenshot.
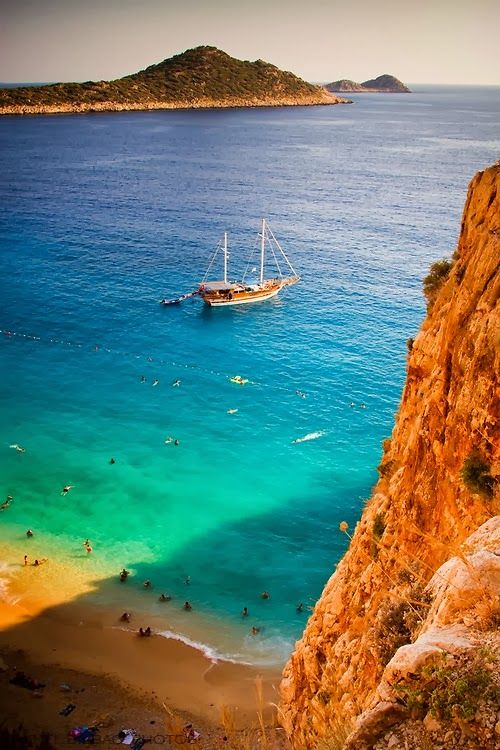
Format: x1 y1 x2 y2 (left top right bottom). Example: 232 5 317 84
0 327 309 399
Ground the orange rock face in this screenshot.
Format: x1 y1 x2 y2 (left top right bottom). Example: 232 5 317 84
280 163 499 748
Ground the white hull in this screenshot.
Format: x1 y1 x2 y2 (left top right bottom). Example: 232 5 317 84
204 285 282 306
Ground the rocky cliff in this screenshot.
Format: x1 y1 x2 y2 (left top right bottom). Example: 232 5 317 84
0 46 349 116
280 162 499 749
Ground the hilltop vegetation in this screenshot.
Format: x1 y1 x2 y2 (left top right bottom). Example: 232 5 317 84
0 46 346 115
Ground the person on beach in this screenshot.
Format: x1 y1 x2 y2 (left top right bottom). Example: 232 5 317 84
26 529 33 537
183 601 192 610
33 558 47 566
120 612 131 622
242 607 248 617
24 555 28 566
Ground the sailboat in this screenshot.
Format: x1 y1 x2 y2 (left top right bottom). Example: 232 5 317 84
198 219 300 306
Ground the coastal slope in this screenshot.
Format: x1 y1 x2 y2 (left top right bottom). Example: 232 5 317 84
280 162 499 749
0 46 349 115
325 74 410 93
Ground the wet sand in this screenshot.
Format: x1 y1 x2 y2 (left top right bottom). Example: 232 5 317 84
0 565 285 747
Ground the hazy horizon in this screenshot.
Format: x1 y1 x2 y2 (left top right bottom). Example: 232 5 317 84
2 0 499 86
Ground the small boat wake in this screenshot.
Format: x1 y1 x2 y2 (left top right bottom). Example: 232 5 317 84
292 431 326 444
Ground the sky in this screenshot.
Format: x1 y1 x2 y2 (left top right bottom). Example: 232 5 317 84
1 0 499 85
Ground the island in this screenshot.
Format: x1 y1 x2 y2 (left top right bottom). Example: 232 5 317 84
0 46 351 116
325 74 411 93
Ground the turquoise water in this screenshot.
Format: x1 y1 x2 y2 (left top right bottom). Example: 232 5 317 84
1 86 499 665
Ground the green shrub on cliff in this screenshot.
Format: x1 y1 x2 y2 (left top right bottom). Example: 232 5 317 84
423 258 453 309
461 450 495 499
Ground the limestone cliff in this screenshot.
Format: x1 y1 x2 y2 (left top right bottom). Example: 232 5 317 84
280 162 499 749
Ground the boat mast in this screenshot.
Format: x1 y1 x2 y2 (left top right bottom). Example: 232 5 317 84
223 231 228 284
260 219 266 283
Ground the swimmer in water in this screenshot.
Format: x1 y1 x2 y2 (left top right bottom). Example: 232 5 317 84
183 601 192 611
61 485 74 495
251 626 260 635
165 436 173 444
172 379 181 387
152 379 159 387
296 603 304 613
10 444 26 453
1 497 12 511
143 580 152 589
109 457 116 464
260 591 270 600
295 390 306 398
26 529 33 537
227 409 238 414
159 593 171 602
242 607 248 618
140 375 146 383
120 612 131 622
174 439 180 446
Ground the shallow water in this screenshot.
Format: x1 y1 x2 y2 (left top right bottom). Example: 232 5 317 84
1 85 499 665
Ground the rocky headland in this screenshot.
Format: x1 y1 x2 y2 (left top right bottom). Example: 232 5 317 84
325 74 411 93
280 161 499 749
0 46 350 116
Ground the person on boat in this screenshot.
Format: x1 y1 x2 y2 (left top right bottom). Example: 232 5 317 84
120 612 131 622
159 593 171 602
242 607 248 618
183 601 192 611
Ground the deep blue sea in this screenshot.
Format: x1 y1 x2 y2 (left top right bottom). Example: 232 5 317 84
1 85 499 665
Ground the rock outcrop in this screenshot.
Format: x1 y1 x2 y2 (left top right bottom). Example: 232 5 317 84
280 162 499 749
325 75 410 93
0 46 350 116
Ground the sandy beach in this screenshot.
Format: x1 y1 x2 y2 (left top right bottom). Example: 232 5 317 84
0 557 285 749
